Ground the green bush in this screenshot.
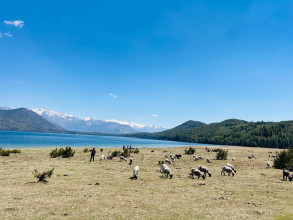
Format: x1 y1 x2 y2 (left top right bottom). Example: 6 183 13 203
185 147 195 155
83 148 89 153
33 168 54 182
100 148 103 153
274 148 293 171
215 149 228 160
0 148 21 156
121 148 130 157
134 148 139 154
50 147 75 158
111 150 121 157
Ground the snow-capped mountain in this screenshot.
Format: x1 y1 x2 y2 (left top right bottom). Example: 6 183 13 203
31 108 136 134
105 119 166 133
0 106 14 110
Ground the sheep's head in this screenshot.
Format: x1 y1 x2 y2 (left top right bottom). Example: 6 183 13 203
170 173 173 179
208 173 212 177
289 176 293 182
202 175 205 180
232 173 235 177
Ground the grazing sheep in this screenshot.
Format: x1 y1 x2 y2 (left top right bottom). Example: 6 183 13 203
160 164 173 179
165 154 169 159
175 154 182 159
107 155 113 160
198 156 203 160
190 168 205 180
120 156 127 162
133 166 139 179
226 163 236 173
267 162 272 168
221 166 235 176
165 159 171 164
206 158 211 163
283 170 293 182
271 155 276 158
171 156 176 162
232 157 235 161
248 156 252 159
129 158 133 165
198 165 212 177
194 156 199 161
252 154 255 158
100 155 105 160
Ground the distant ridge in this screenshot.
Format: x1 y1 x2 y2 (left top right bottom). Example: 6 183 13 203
0 108 65 133
127 119 293 148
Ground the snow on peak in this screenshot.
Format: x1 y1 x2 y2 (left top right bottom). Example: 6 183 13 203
106 119 166 132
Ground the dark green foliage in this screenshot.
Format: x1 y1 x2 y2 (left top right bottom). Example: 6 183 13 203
121 148 130 157
111 150 121 157
33 168 54 181
50 147 75 158
100 148 103 153
0 148 21 156
215 149 228 160
134 148 139 154
0 108 65 133
127 119 293 149
274 148 293 171
83 148 89 153
185 147 195 155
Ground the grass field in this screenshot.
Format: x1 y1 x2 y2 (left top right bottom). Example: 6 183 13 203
1 146 293 220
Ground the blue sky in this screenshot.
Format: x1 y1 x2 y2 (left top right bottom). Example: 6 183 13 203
1 0 293 128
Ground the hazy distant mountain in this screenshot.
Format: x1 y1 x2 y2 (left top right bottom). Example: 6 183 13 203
0 108 65 133
105 119 166 133
0 106 14 110
31 108 137 134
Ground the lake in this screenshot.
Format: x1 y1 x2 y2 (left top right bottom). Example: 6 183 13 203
0 130 213 149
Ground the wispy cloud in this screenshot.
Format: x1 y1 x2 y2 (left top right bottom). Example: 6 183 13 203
152 113 158 117
109 93 118 98
4 33 13 37
4 20 24 28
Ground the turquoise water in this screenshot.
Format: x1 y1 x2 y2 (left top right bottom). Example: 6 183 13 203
0 130 213 149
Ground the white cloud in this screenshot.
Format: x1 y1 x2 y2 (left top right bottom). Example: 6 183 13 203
152 113 158 117
4 33 13 37
109 93 118 98
4 20 24 28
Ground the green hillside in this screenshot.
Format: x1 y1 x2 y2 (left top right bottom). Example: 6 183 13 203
0 108 65 133
127 119 293 148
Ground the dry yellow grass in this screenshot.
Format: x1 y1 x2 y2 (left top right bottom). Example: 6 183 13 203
1 146 293 220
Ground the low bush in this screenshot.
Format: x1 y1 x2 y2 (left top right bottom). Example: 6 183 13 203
215 149 228 160
134 148 139 154
0 148 21 156
111 150 121 157
50 147 75 158
185 147 195 155
121 148 130 157
33 168 54 182
83 148 89 153
274 148 293 171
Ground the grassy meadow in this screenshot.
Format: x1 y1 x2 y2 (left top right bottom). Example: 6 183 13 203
1 146 293 220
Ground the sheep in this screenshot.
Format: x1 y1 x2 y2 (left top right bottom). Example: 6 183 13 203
160 164 173 179
283 170 292 182
198 165 212 177
165 159 171 164
206 158 211 163
175 154 182 159
100 155 105 160
226 163 237 173
252 154 255 158
190 168 205 180
129 157 133 165
221 166 235 176
271 155 276 158
133 166 139 179
120 156 127 162
194 156 199 161
171 156 176 162
248 156 252 159
267 162 272 168
165 154 169 159
232 157 235 161
107 155 113 160
198 156 203 160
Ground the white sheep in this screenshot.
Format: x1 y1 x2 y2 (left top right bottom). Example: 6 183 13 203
100 155 105 160
133 166 139 179
120 156 127 162
165 159 171 164
232 157 235 161
160 164 173 179
171 156 176 162
226 163 236 173
221 166 235 176
266 162 272 168
165 154 169 159
198 165 212 177
206 158 211 163
190 168 205 180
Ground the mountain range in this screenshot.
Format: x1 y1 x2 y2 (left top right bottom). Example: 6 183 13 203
0 107 166 134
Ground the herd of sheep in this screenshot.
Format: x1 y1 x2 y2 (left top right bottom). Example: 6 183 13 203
98 151 293 182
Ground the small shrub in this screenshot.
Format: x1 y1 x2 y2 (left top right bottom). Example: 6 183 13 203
185 147 195 155
121 148 130 157
134 148 139 154
33 168 54 182
83 148 89 153
151 150 154 152
111 150 121 157
215 149 228 160
50 147 75 158
100 148 103 153
274 148 293 171
0 148 21 156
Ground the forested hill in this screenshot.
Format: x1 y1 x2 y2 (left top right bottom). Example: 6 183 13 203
127 119 293 148
0 108 65 133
